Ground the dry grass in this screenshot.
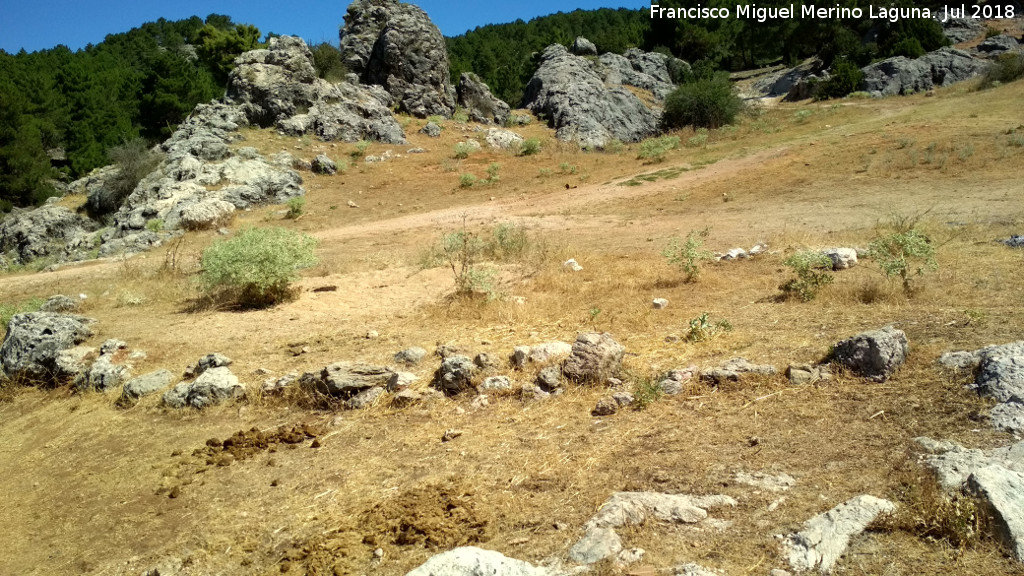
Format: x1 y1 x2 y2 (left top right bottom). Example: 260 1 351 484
1 81 1024 575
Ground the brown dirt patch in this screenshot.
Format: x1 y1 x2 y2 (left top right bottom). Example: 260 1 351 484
359 480 494 549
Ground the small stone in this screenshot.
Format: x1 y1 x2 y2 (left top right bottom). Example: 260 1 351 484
562 258 583 272
394 347 427 365
536 365 562 390
478 376 512 392
347 200 359 208
612 391 635 407
592 397 618 416
442 429 463 442
652 298 669 310
365 330 379 339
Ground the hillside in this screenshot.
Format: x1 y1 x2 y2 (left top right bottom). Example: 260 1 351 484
1 73 1023 575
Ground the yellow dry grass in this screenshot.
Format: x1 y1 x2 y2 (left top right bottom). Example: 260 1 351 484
1 79 1024 575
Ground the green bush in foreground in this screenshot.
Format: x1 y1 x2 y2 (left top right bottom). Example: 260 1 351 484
780 251 834 301
868 229 937 294
201 227 317 307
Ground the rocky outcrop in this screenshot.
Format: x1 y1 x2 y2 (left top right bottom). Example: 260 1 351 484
832 326 908 382
0 205 97 265
937 17 986 44
977 35 1021 56
572 36 598 56
523 44 681 148
570 492 736 564
456 72 511 125
0 312 95 386
861 47 989 97
339 0 456 118
783 495 896 573
227 36 405 143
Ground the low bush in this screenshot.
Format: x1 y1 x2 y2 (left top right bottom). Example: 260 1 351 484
201 227 318 308
780 251 834 301
661 74 743 130
285 197 305 219
868 229 937 293
979 52 1024 89
453 142 477 160
817 59 866 100
684 312 732 343
90 138 161 217
518 138 542 156
459 173 477 188
638 136 680 163
663 229 713 282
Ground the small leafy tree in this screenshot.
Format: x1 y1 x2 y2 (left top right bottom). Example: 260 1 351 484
663 229 713 282
440 229 497 298
637 136 680 163
817 59 865 100
201 227 317 307
780 251 834 301
868 229 937 293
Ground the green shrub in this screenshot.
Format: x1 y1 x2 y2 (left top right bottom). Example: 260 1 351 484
453 142 477 159
488 223 529 260
201 227 318 308
686 129 709 147
453 109 470 123
439 229 496 298
663 229 713 282
891 37 925 59
285 197 305 219
459 173 477 188
145 218 164 233
817 59 865 100
486 163 501 183
684 312 732 343
637 136 680 163
780 251 834 301
868 229 937 293
518 138 542 156
979 53 1024 89
632 375 664 411
661 74 743 130
350 140 371 159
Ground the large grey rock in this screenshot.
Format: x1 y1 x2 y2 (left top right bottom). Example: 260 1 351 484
179 198 235 231
40 295 80 313
434 355 476 395
832 326 908 382
185 353 232 378
406 546 552 576
523 44 664 149
227 36 405 143
0 205 97 265
339 0 456 118
562 333 625 383
511 342 573 369
570 492 736 564
977 35 1021 56
346 386 385 409
457 73 511 125
991 402 1024 434
76 353 130 392
484 128 524 151
916 437 1024 491
938 17 985 44
395 346 427 365
861 47 989 97
967 465 1024 560
571 36 598 56
974 341 1024 404
163 366 243 409
0 312 95 385
120 369 174 402
782 495 896 573
311 154 337 175
479 375 512 392
314 362 394 396
569 526 622 564
419 122 442 137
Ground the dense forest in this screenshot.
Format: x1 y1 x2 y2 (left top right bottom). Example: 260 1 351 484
1 2 959 211
0 15 263 210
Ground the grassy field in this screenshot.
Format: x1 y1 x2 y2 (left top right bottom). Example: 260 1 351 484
1 78 1023 576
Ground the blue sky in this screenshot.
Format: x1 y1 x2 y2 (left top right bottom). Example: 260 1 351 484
0 0 648 53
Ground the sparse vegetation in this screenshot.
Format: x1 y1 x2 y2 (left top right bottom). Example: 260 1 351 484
351 140 371 159
518 138 541 156
285 197 305 219
453 142 477 159
200 226 318 308
631 374 663 410
780 251 834 302
0 297 46 332
663 228 713 282
145 218 164 233
868 229 937 294
459 173 477 188
637 135 680 163
684 312 733 343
